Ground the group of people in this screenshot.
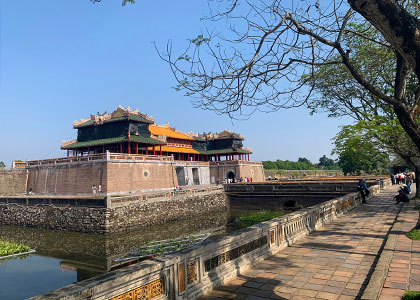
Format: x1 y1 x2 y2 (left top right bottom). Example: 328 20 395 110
91 185 102 194
359 174 414 205
390 172 415 204
222 177 253 184
391 172 415 186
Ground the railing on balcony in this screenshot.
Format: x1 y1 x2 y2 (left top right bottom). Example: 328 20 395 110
209 160 262 166
174 161 210 166
26 152 173 166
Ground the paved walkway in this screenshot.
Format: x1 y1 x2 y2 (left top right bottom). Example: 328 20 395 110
202 186 418 300
378 199 420 300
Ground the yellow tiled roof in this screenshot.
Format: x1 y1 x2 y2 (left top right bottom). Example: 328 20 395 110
149 125 195 141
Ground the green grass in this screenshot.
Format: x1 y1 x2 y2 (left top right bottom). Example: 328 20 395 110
236 211 286 227
0 241 31 257
402 290 420 300
407 228 420 240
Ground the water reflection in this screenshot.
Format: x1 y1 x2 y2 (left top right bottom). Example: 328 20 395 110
0 255 77 300
0 207 268 299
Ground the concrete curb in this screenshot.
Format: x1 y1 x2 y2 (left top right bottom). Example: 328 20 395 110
361 202 406 300
0 249 36 260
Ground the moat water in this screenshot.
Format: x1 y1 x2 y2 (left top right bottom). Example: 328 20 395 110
0 208 282 300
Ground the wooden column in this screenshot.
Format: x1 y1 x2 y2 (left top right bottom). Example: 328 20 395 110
153 146 155 155
160 145 162 155
120 143 123 153
128 142 131 154
136 143 138 155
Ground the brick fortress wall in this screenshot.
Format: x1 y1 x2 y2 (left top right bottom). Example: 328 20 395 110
25 159 178 195
24 159 264 195
27 162 106 194
106 161 177 195
0 169 28 195
210 161 265 182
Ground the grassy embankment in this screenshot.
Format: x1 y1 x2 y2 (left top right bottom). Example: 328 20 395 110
400 205 420 299
402 291 420 300
406 205 420 241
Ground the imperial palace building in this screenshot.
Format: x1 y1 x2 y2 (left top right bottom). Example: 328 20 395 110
21 106 265 195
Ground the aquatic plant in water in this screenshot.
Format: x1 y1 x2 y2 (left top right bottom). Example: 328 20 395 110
0 241 31 257
115 233 210 262
235 211 285 227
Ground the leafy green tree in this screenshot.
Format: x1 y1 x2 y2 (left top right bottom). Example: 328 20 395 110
298 157 312 165
0 162 5 169
262 159 317 171
318 155 338 170
262 161 276 170
305 20 420 192
333 126 389 175
351 116 420 196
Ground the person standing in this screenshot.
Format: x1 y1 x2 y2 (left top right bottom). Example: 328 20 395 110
406 175 412 194
358 179 370 204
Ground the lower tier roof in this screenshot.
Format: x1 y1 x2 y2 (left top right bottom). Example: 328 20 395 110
61 136 165 150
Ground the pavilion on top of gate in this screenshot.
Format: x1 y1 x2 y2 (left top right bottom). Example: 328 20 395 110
61 105 165 156
61 106 252 161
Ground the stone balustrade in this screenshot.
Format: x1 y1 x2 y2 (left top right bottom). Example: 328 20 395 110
26 152 173 167
30 182 384 300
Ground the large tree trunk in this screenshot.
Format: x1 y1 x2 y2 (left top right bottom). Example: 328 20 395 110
417 212 420 229
415 165 420 198
393 104 420 154
348 0 420 79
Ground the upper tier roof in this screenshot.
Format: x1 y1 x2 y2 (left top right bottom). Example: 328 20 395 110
74 105 154 128
196 130 244 140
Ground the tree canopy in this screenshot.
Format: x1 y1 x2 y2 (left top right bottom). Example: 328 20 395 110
263 156 339 170
333 125 389 175
160 0 420 157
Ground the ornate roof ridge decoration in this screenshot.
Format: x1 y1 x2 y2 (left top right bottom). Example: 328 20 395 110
61 139 77 148
73 105 154 127
196 129 244 140
151 123 172 129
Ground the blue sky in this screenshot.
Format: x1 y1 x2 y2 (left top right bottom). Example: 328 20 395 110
0 1 349 168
